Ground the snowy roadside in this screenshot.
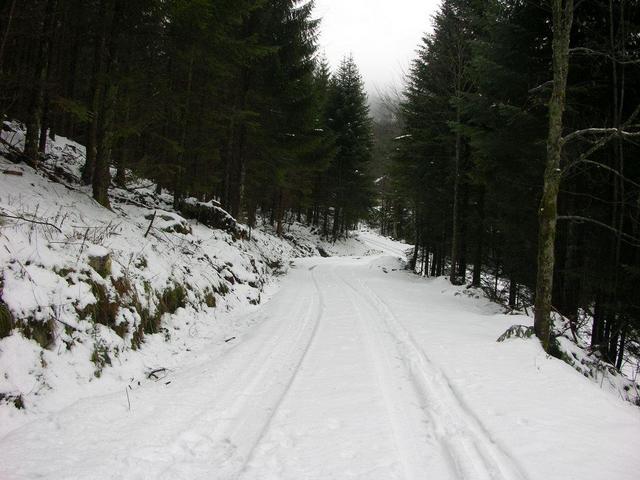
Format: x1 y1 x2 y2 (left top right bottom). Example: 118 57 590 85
385 230 640 407
356 256 640 480
0 124 368 436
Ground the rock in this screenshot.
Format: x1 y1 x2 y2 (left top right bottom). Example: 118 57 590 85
177 198 246 239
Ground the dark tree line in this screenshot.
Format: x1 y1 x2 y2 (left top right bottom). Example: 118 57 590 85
390 0 640 366
0 0 373 236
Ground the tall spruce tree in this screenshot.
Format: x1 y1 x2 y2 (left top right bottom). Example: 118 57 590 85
324 55 374 239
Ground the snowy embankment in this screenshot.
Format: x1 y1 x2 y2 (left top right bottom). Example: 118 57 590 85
0 124 370 434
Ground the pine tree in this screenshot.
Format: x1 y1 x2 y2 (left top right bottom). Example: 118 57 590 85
324 55 374 239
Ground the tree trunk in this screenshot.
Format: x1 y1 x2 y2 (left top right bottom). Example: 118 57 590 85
509 276 517 309
114 98 129 187
38 93 51 154
59 16 80 138
430 246 437 277
322 207 328 237
173 51 195 208
24 0 57 167
615 324 626 370
450 103 463 285
457 183 469 281
82 0 108 185
228 62 251 220
332 207 340 241
93 74 118 207
222 119 234 212
410 220 419 271
0 0 17 122
0 0 17 74
235 132 247 220
534 0 574 352
472 188 484 287
607 0 626 368
276 189 285 236
591 296 603 350
92 0 124 208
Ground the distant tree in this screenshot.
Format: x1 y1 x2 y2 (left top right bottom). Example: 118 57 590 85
324 56 374 239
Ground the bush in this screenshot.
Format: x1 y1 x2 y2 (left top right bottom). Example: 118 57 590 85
204 288 216 308
80 282 123 335
158 284 186 315
91 338 111 377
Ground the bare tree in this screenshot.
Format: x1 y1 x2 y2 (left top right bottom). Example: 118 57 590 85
534 0 574 352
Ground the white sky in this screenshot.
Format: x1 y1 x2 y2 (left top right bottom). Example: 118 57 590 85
313 0 442 97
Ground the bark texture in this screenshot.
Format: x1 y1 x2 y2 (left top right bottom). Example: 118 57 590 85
534 0 574 352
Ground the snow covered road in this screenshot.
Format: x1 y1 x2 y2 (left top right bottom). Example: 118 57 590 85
242 258 528 480
2 234 639 479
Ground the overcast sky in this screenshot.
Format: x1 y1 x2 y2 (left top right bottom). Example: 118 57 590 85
313 0 442 98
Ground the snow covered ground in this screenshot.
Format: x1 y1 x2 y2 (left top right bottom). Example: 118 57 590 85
1 232 638 479
0 123 369 434
1 124 638 479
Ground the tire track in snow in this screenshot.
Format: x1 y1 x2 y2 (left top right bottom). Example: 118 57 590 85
347 272 531 480
336 270 449 480
236 265 326 477
158 265 325 480
358 234 410 258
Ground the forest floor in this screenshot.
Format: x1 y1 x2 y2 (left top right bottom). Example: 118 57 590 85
1 232 639 479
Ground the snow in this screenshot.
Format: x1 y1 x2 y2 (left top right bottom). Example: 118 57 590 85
1 123 639 479
274 222 379 258
2 238 639 478
0 123 307 434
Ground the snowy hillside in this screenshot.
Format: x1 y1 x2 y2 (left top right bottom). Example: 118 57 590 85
0 125 370 433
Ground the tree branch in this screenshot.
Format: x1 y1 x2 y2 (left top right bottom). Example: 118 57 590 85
562 127 640 144
0 213 62 232
569 46 640 65
561 103 640 173
562 132 617 179
558 216 640 248
528 79 553 94
563 159 640 190
144 210 156 238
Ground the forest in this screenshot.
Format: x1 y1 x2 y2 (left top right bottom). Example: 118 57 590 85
377 0 640 367
2 0 640 378
2 0 640 477
0 0 373 237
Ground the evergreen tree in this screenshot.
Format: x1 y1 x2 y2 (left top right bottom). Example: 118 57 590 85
391 0 640 363
0 0 373 236
324 55 374 239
